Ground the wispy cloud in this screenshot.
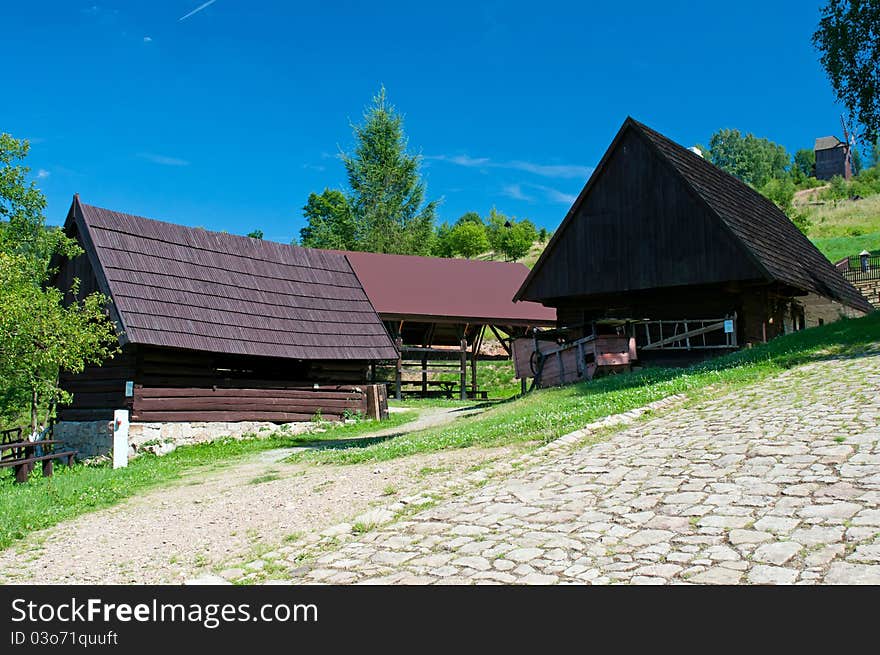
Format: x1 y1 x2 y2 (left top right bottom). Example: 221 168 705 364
137 152 190 167
143 36 153 43
506 161 592 179
427 153 591 179
531 184 578 205
302 163 326 172
179 0 218 22
501 184 533 202
36 169 50 179
501 182 579 205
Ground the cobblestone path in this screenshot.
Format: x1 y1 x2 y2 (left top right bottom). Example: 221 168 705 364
284 351 880 585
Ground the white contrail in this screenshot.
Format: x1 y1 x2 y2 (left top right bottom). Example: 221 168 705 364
178 0 218 22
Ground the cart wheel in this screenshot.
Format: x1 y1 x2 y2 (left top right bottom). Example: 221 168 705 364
529 350 542 375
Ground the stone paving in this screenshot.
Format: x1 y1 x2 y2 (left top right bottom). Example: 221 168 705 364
272 350 880 585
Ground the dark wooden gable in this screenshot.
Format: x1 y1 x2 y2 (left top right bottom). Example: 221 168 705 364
517 124 764 304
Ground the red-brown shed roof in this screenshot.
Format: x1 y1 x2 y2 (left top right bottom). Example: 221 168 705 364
342 251 556 325
69 198 398 361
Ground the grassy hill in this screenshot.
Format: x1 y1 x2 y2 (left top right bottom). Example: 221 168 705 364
798 193 880 263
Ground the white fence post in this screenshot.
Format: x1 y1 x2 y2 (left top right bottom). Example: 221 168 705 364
113 409 129 469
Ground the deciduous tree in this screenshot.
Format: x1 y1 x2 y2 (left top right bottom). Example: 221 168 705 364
814 0 880 141
0 133 118 431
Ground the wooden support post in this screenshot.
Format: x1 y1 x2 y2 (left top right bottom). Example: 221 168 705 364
521 377 527 395
471 326 484 399
395 337 403 400
460 337 468 400
421 353 427 396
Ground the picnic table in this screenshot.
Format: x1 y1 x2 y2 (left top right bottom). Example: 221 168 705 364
399 379 458 398
0 439 77 483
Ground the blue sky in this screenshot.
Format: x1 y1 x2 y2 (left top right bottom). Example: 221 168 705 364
4 1 846 242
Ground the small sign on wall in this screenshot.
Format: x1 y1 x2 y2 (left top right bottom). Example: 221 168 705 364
723 319 734 334
125 380 134 397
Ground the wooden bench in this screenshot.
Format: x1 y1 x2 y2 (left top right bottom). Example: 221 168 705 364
399 380 458 398
0 440 77 483
398 380 488 400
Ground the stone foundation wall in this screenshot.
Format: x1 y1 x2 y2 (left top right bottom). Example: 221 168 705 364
53 418 310 460
849 279 880 309
801 292 868 328
53 420 114 459
129 420 310 456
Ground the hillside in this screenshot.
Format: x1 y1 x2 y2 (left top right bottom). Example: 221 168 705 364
798 193 880 263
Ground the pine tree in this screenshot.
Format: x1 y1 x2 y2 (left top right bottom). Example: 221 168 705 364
341 87 437 254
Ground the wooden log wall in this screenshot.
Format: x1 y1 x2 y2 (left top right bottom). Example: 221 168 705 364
130 384 386 422
57 348 135 422
59 345 386 423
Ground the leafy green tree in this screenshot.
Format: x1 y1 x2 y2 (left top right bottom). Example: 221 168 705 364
852 147 863 175
246 229 264 239
454 211 483 227
793 149 816 181
486 209 537 261
760 177 797 212
0 133 118 431
707 128 791 188
432 221 456 258
538 227 549 242
485 207 509 253
869 139 880 168
0 254 118 432
299 188 356 250
341 87 437 254
447 221 490 258
813 1 880 141
826 174 851 200
0 134 75 281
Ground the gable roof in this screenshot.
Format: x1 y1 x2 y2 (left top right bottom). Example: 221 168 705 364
67 198 398 361
815 136 845 151
341 251 555 326
516 118 873 314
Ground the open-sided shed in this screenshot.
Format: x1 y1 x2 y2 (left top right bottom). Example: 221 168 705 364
343 252 556 398
515 118 871 369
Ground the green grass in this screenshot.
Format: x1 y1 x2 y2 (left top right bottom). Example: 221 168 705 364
801 194 880 262
0 411 418 551
811 232 880 264
289 312 880 466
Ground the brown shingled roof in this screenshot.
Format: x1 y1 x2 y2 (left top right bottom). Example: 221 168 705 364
631 119 872 313
69 198 398 361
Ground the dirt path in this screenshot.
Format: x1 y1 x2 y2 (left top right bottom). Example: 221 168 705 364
0 405 509 584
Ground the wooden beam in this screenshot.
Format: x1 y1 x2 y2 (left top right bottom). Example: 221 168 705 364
641 321 725 350
488 324 512 355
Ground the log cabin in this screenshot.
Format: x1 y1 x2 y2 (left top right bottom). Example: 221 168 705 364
51 197 398 456
514 118 872 368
